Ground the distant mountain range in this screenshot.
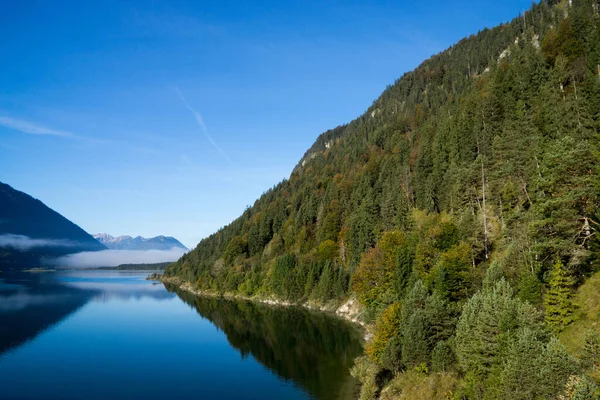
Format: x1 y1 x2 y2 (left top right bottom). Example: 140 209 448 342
93 233 188 251
0 181 106 268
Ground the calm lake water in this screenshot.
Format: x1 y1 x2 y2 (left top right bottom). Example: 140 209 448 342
0 270 363 400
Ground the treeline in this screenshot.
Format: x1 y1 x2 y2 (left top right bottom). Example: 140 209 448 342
167 0 600 397
96 262 171 270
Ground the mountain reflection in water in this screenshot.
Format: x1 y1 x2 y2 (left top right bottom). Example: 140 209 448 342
0 270 173 355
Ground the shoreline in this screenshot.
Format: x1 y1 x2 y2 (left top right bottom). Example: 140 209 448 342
155 274 371 340
23 268 57 272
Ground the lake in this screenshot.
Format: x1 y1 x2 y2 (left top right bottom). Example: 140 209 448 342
0 270 363 399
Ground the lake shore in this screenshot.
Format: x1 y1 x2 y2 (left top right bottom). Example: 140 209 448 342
154 274 371 340
23 268 57 272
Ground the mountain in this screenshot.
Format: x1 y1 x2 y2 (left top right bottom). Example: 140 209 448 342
93 233 188 251
166 0 600 397
0 182 106 268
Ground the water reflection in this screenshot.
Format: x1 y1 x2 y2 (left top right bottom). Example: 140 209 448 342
58 271 175 302
0 271 364 400
0 270 173 356
0 272 94 355
168 284 364 400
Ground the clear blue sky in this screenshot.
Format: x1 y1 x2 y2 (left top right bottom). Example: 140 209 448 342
0 0 533 248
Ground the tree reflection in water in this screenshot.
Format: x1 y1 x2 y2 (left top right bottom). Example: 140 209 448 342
167 284 364 400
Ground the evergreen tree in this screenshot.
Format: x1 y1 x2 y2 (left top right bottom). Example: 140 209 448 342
431 340 454 373
401 310 429 368
455 279 543 379
498 328 546 400
393 244 413 299
544 259 575 332
537 338 579 399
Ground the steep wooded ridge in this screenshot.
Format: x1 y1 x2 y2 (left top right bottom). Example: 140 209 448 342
168 1 600 397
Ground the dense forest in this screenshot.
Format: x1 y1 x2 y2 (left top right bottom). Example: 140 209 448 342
166 0 600 398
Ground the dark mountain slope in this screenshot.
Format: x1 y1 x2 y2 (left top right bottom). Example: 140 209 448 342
0 182 106 268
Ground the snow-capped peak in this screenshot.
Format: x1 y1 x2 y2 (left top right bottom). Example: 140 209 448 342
93 233 188 251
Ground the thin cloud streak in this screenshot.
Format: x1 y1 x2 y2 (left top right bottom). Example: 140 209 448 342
0 116 76 138
0 115 119 146
175 88 233 164
0 234 80 251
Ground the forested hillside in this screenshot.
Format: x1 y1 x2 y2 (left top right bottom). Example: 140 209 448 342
167 0 600 397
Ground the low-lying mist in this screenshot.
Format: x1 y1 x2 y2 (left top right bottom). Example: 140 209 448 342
0 234 79 251
49 248 186 268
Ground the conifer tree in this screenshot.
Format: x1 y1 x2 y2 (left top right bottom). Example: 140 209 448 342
455 279 543 378
538 338 578 398
431 340 454 373
499 327 546 399
544 259 574 332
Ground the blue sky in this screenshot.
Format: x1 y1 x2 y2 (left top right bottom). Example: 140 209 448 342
0 0 534 248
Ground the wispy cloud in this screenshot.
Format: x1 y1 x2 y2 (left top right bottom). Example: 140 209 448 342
0 115 118 146
0 116 76 138
0 234 80 251
175 88 233 164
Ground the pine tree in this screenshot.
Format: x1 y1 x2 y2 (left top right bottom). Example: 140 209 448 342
401 310 429 368
393 245 413 299
544 259 574 332
455 279 543 378
538 338 578 398
431 340 454 373
499 327 546 399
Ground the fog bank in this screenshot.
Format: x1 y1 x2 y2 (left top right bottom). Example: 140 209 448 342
50 248 186 268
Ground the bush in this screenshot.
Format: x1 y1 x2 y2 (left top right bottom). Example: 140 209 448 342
379 370 457 400
350 356 381 400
